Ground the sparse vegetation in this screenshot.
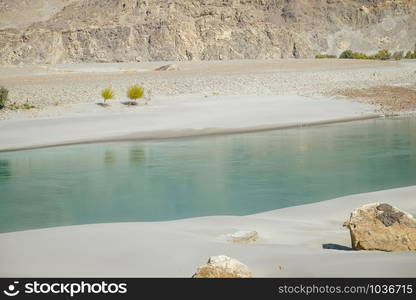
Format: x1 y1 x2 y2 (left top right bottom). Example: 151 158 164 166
315 54 337 59
405 50 416 59
339 49 391 60
22 102 36 109
8 100 36 111
339 50 354 59
0 87 9 109
8 102 19 110
127 85 144 105
101 87 115 106
353 52 370 59
372 49 391 60
337 48 416 60
339 50 369 59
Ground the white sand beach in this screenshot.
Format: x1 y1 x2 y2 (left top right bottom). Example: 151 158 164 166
0 186 415 277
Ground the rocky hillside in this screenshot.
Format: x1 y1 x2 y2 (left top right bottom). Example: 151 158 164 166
0 0 415 64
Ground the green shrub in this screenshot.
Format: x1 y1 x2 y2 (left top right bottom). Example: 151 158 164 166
340 49 392 60
339 50 354 59
101 87 115 105
405 51 416 59
127 85 144 104
315 54 337 59
0 87 9 109
372 49 391 60
351 52 369 59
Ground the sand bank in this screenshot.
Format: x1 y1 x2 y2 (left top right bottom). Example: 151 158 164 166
0 94 377 151
0 186 415 277
1 59 414 151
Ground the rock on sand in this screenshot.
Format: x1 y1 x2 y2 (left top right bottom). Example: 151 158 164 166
155 64 178 71
192 255 251 278
226 230 259 243
343 203 416 251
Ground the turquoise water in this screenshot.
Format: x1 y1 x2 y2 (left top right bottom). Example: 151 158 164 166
0 117 416 233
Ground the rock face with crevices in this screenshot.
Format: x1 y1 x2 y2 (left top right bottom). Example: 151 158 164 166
343 203 416 251
0 0 415 64
192 255 251 278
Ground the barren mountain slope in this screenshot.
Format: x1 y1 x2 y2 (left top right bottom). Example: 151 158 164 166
0 0 79 30
0 0 415 64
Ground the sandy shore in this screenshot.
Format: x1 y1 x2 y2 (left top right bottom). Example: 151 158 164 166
0 186 415 277
0 59 415 150
0 94 378 151
0 59 415 277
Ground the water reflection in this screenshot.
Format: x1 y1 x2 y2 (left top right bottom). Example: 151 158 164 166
0 160 10 179
104 150 116 165
129 147 145 166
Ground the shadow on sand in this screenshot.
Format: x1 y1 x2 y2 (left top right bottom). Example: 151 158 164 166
121 101 138 106
322 243 353 251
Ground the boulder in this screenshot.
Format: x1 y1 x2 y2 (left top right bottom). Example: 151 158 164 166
343 203 416 251
226 230 259 243
154 64 178 71
192 255 251 278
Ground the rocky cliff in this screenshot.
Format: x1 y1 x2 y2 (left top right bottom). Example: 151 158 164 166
0 0 415 64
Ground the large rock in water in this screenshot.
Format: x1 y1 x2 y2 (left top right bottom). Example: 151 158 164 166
343 203 416 251
192 255 251 278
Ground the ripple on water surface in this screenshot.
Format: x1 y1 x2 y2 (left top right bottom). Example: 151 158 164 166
0 117 415 232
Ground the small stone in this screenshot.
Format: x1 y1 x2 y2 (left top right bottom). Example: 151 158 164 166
227 230 259 243
192 255 251 278
154 64 178 71
343 203 416 251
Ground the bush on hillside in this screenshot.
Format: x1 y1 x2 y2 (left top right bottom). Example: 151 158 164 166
405 51 416 59
339 50 354 59
340 49 391 60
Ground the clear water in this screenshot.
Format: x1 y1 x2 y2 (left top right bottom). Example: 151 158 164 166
0 117 415 233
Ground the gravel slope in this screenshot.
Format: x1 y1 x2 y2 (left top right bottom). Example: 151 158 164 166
0 59 415 120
